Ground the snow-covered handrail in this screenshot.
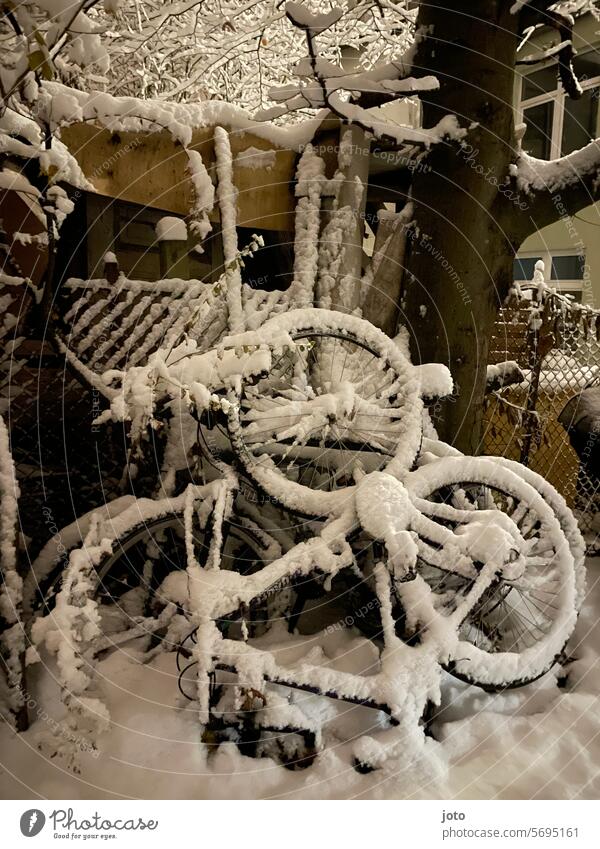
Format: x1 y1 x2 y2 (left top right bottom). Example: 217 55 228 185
214 126 244 332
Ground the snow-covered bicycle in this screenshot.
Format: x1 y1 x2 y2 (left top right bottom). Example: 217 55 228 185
29 305 584 768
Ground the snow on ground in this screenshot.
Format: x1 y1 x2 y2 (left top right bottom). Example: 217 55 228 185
1 558 599 800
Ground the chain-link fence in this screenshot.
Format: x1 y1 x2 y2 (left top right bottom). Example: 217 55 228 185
483 290 600 552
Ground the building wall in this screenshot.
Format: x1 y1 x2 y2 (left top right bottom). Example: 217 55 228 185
518 208 600 308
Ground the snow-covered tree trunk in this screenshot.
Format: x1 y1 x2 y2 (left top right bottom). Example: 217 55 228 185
400 1 522 453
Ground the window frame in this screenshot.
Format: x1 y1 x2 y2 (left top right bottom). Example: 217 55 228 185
518 53 600 159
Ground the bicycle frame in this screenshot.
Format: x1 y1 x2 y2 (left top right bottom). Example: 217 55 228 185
179 472 522 728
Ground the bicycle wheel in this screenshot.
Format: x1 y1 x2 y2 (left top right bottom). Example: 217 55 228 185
405 457 578 691
420 438 587 610
227 309 423 517
36 504 280 639
486 456 587 611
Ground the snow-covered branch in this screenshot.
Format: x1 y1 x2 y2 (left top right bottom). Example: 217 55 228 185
514 138 600 233
95 0 416 111
259 2 463 149
516 140 600 194
513 1 588 99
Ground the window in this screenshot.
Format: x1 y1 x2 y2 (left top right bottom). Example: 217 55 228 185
513 251 585 301
561 87 599 154
519 51 600 159
573 49 600 82
523 102 553 159
522 65 559 100
513 256 543 281
550 254 585 282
